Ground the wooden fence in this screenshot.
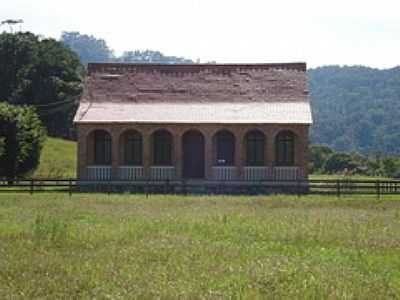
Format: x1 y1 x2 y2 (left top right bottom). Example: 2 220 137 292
1 178 400 198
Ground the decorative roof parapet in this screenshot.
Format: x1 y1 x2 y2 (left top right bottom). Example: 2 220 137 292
87 62 307 76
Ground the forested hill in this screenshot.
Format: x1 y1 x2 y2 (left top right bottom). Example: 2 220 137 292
309 66 400 154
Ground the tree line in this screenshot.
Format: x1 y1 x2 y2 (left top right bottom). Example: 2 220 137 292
309 144 400 178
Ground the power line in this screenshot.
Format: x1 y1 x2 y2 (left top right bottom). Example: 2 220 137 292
31 98 77 108
37 101 77 117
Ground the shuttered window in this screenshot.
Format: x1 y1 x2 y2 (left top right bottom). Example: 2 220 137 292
246 130 265 166
216 130 235 165
153 130 172 165
94 130 112 165
275 131 295 166
124 131 142 165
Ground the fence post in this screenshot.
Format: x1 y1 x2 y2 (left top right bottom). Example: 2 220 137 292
376 180 381 200
30 179 34 195
336 180 341 198
69 179 72 197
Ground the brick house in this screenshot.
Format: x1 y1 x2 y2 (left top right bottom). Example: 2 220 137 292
73 63 312 182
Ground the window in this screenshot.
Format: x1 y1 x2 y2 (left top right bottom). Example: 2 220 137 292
153 130 172 165
246 130 265 166
275 130 295 166
94 130 111 165
215 130 235 165
123 131 142 165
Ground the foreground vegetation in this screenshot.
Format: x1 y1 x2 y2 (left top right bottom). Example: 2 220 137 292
0 194 399 298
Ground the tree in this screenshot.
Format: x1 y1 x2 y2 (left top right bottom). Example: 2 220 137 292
323 152 358 174
381 157 398 177
308 144 334 173
0 32 83 137
0 102 46 178
60 31 114 65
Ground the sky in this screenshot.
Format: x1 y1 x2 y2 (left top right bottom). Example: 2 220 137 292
2 0 400 68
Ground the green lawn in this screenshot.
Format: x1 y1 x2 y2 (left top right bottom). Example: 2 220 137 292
1 194 400 298
33 137 76 178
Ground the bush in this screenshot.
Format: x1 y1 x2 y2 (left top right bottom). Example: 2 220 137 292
0 102 46 178
308 144 334 173
323 152 358 174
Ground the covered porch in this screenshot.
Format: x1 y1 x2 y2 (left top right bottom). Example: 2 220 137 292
78 124 308 182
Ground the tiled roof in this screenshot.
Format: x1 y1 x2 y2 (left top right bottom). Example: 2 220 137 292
74 63 312 124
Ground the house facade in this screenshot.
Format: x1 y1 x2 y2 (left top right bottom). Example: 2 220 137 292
74 63 312 182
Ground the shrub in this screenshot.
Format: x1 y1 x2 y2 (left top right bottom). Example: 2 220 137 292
0 102 46 178
323 152 358 174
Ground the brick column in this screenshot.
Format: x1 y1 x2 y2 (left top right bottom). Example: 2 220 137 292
174 131 183 180
266 127 276 179
142 130 151 180
268 128 276 167
296 126 309 179
204 131 213 180
77 125 88 180
111 127 120 180
234 130 244 180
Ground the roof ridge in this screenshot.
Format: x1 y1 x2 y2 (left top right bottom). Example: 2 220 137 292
87 62 307 75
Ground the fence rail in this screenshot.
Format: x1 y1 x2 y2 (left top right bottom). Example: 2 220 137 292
1 178 400 197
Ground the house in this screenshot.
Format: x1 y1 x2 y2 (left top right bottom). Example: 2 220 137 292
73 63 312 183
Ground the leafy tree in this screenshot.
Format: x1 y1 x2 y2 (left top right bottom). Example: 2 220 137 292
323 152 358 174
61 31 114 65
308 144 334 173
381 157 398 177
0 102 46 178
0 32 83 137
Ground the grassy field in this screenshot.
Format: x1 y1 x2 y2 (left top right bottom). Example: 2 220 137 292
1 194 400 298
33 137 76 178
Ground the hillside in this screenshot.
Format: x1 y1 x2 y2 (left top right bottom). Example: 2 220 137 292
33 137 76 178
309 66 400 154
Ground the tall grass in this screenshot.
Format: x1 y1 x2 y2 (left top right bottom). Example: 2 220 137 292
0 194 399 298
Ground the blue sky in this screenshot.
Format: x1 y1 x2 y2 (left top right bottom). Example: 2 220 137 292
2 0 400 68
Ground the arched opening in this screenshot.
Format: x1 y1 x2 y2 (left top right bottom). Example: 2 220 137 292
120 130 142 165
182 130 205 179
245 130 265 166
214 130 235 166
91 130 112 165
152 129 173 165
275 130 295 166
